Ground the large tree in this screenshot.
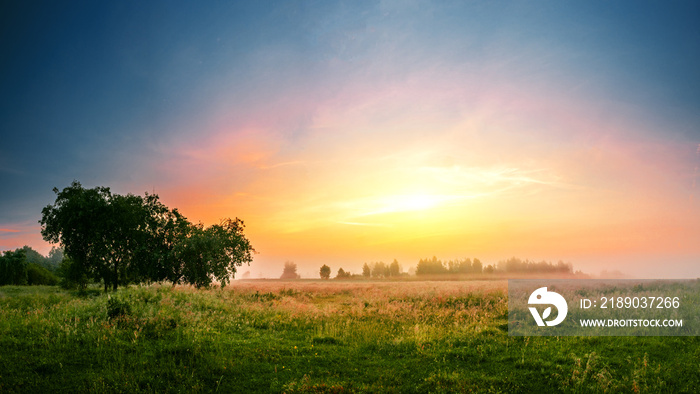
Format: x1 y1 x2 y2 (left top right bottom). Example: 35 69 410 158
40 181 112 290
101 192 152 290
137 198 193 286
40 181 254 290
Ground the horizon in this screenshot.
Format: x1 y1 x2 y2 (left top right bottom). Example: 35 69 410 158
2 1 700 279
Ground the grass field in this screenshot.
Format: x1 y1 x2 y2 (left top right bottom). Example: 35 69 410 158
0 281 698 393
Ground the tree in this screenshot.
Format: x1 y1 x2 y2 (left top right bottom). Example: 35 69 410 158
0 249 28 285
362 263 371 278
319 264 331 279
39 182 150 290
280 261 300 279
415 256 447 276
389 259 400 277
0 248 59 286
196 218 254 288
101 192 152 290
472 258 483 274
40 181 112 289
447 258 472 274
139 200 193 286
336 268 351 279
40 181 255 290
138 217 253 289
46 247 64 271
371 262 387 278
20 246 45 267
57 256 88 289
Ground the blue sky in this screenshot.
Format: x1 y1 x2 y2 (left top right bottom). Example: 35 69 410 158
2 1 699 277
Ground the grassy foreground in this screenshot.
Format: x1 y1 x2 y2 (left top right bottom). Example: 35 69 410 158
0 281 698 393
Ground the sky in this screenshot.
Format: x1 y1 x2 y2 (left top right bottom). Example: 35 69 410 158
1 1 699 278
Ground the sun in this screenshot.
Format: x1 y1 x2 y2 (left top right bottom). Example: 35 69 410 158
391 194 442 212
358 193 452 217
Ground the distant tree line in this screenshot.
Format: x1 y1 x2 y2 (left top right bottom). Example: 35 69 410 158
275 256 576 280
363 260 403 278
415 256 573 276
416 257 484 275
316 260 404 280
335 267 352 279
497 257 573 274
38 181 254 291
0 246 62 286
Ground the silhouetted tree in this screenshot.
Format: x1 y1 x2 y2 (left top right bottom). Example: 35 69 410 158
336 268 351 279
362 263 371 278
175 218 254 288
41 181 254 290
472 258 483 274
280 261 300 279
416 256 447 275
497 257 572 274
372 261 388 278
40 181 112 289
389 259 400 277
319 264 331 279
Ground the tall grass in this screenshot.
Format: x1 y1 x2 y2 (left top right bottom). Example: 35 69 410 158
0 282 697 392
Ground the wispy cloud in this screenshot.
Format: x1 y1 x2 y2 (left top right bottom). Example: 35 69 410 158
258 161 306 170
337 221 392 227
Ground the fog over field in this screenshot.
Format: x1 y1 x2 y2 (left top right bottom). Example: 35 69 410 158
2 1 700 280
2 2 700 391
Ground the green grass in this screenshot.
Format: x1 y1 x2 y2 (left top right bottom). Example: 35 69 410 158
0 282 698 393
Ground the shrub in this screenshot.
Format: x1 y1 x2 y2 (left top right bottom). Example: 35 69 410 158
107 295 132 319
26 263 59 285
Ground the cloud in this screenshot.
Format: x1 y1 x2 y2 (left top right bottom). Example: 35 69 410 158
337 221 392 227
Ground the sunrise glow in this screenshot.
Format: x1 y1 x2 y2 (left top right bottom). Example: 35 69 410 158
1 1 699 279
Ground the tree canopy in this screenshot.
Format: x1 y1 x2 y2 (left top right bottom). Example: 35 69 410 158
40 181 254 290
280 261 300 279
319 264 331 279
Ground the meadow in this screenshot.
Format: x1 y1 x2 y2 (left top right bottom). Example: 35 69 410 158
0 281 698 393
